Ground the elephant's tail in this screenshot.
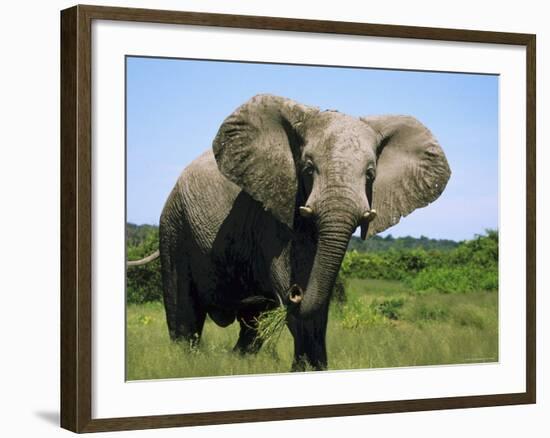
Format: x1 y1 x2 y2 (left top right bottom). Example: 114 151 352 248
127 249 160 267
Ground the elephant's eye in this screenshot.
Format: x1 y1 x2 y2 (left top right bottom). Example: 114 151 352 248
303 160 315 176
366 167 376 182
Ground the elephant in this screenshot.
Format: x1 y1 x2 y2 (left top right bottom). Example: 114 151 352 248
131 94 451 371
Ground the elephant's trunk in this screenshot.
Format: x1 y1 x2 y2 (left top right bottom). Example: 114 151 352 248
295 198 357 319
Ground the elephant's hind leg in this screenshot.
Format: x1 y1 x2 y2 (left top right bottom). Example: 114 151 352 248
175 269 206 348
160 234 206 348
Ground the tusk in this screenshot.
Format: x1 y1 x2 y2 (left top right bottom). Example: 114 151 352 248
299 206 314 218
360 209 377 240
127 249 160 267
362 209 377 223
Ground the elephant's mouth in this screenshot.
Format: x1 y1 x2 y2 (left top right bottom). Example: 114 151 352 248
288 284 304 305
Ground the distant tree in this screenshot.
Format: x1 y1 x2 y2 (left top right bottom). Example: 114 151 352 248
126 222 159 247
347 234 459 253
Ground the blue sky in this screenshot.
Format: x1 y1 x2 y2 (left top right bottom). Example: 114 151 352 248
126 57 498 241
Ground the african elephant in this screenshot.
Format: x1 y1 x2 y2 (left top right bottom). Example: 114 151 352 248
135 94 450 371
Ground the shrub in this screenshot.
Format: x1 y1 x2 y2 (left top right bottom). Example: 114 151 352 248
407 265 497 293
126 225 163 304
338 297 387 329
126 259 163 304
340 230 498 293
371 298 405 320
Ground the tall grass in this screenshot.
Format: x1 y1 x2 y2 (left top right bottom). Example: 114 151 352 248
127 278 498 380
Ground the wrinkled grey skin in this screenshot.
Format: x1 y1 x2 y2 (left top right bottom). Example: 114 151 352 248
157 94 450 371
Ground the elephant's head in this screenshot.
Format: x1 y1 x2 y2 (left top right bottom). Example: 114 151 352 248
213 94 451 319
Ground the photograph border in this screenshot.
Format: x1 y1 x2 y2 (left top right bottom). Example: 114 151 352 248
60 4 536 433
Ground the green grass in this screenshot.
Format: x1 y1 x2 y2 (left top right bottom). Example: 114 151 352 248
126 278 498 380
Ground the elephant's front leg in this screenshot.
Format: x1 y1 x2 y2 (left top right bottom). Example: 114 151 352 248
287 302 329 371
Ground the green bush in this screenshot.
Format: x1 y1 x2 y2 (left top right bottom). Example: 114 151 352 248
336 296 388 329
340 250 395 280
407 266 498 293
340 230 498 293
371 297 405 320
126 224 163 304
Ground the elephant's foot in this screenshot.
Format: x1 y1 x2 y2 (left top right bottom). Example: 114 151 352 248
291 355 327 372
170 331 202 351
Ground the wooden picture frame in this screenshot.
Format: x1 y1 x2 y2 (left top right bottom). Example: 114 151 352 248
60 4 536 433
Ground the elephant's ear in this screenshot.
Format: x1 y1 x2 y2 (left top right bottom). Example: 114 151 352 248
213 94 319 229
361 115 451 236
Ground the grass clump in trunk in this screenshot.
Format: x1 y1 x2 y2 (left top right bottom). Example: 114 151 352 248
253 306 288 352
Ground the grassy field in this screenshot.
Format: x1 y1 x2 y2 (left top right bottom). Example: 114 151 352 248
126 278 498 380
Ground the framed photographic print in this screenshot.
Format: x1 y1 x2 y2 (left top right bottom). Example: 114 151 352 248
60 4 536 433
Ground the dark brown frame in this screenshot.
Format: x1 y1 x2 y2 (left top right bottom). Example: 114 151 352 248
61 4 536 433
